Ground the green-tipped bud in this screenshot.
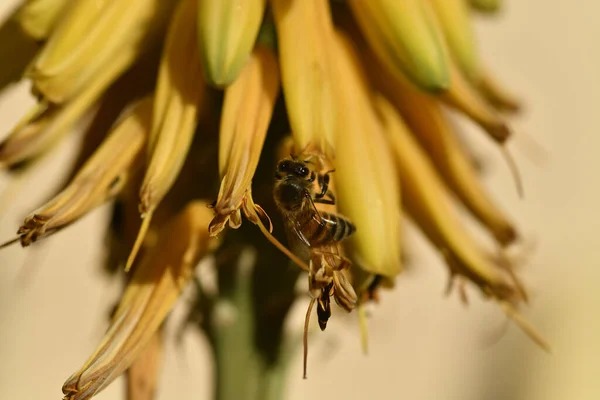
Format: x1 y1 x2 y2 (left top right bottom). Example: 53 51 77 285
197 0 266 86
348 0 450 92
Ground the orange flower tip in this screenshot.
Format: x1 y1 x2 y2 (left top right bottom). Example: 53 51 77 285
492 122 511 143
497 225 518 247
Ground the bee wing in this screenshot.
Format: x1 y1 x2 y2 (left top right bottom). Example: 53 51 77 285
280 215 311 264
292 223 311 248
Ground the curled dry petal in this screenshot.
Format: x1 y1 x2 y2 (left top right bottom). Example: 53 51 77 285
271 0 337 155
0 45 136 169
62 201 219 400
15 97 151 246
28 0 174 103
330 31 402 278
209 45 280 236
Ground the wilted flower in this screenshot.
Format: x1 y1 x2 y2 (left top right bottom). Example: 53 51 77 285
0 0 548 399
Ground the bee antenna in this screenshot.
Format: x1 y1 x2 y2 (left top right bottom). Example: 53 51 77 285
289 152 297 161
303 298 316 379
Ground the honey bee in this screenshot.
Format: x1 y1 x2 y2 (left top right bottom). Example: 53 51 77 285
273 155 357 377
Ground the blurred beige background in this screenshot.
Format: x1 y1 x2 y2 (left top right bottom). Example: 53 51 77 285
0 1 599 399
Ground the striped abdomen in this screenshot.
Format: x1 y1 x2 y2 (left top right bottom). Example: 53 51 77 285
301 210 356 247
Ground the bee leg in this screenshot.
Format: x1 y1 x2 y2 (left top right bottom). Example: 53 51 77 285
317 284 333 331
318 251 352 272
315 171 332 199
313 197 335 205
332 270 357 312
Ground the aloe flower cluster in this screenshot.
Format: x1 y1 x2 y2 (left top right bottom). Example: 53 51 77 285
0 0 547 399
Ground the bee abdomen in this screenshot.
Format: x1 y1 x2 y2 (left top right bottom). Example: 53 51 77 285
321 212 356 243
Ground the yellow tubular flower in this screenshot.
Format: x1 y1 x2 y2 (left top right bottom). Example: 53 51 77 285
372 64 518 246
331 30 402 279
197 0 266 86
28 0 174 103
17 99 152 246
125 0 205 273
347 0 450 92
14 97 150 246
341 6 509 143
271 0 337 155
0 47 135 168
141 0 205 215
62 202 219 400
15 0 69 40
375 94 518 301
430 0 480 81
210 44 280 236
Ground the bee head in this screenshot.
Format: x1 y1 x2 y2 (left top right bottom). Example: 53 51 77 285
275 159 314 181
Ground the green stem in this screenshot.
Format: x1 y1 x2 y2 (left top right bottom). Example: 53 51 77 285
210 246 295 400
256 363 287 400
212 257 260 400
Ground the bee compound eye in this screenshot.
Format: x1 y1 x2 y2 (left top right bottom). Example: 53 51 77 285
279 161 290 172
300 167 309 176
